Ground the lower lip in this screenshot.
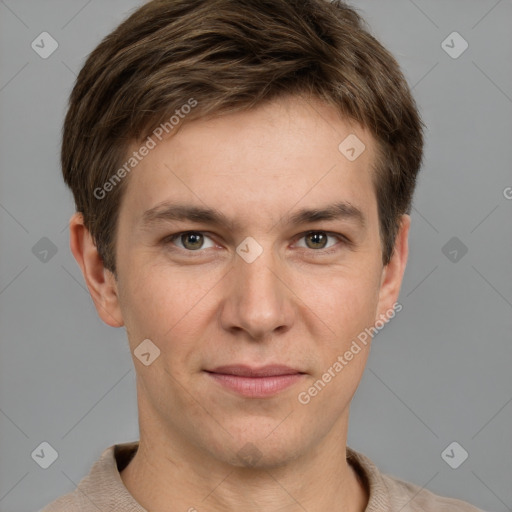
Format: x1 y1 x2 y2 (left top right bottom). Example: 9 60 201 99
206 372 304 398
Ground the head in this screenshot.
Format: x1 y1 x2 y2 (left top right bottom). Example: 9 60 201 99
65 0 423 468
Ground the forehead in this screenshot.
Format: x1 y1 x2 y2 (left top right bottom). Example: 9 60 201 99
119 95 378 230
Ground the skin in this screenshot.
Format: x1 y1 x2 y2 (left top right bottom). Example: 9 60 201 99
70 94 410 512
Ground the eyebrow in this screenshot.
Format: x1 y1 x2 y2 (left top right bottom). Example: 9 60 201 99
140 200 366 232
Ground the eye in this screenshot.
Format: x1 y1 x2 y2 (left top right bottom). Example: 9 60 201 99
294 231 345 252
162 230 348 255
165 231 216 251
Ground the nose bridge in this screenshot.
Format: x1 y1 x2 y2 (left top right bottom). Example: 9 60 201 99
238 247 279 300
223 237 291 338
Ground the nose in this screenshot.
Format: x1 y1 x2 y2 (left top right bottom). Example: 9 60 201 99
219 244 295 340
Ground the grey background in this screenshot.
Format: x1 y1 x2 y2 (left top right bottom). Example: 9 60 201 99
0 0 511 511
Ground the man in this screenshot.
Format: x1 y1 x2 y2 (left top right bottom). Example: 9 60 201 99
43 0 482 510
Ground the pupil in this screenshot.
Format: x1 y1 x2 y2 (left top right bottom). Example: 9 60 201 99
183 232 203 250
308 232 326 249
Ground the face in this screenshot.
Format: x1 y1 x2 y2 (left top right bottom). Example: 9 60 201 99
90 95 408 468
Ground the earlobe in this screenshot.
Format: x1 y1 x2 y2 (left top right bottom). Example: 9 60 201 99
375 214 410 322
69 212 124 328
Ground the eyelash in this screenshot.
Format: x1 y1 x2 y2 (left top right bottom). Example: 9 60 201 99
161 230 350 256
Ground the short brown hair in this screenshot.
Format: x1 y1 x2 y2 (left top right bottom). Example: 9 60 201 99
62 0 424 275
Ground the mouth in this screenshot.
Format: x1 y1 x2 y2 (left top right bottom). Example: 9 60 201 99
204 365 306 398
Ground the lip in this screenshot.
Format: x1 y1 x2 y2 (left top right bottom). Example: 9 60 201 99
205 365 306 398
208 364 303 377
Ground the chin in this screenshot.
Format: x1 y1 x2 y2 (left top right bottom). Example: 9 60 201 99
227 443 304 470
205 421 308 470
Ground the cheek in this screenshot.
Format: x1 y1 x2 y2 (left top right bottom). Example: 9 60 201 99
117 258 219 347
299 264 382 339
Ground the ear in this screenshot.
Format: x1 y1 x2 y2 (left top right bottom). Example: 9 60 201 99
375 214 410 322
69 212 124 328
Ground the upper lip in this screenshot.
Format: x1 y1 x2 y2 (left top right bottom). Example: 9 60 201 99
206 365 304 377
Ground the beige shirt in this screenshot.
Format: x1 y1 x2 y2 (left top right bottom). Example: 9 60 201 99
42 441 483 511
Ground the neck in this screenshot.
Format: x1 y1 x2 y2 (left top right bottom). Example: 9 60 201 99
120 411 368 512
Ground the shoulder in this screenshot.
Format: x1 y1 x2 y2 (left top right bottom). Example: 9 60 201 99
346 447 485 512
381 472 485 512
40 491 82 512
40 444 123 512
